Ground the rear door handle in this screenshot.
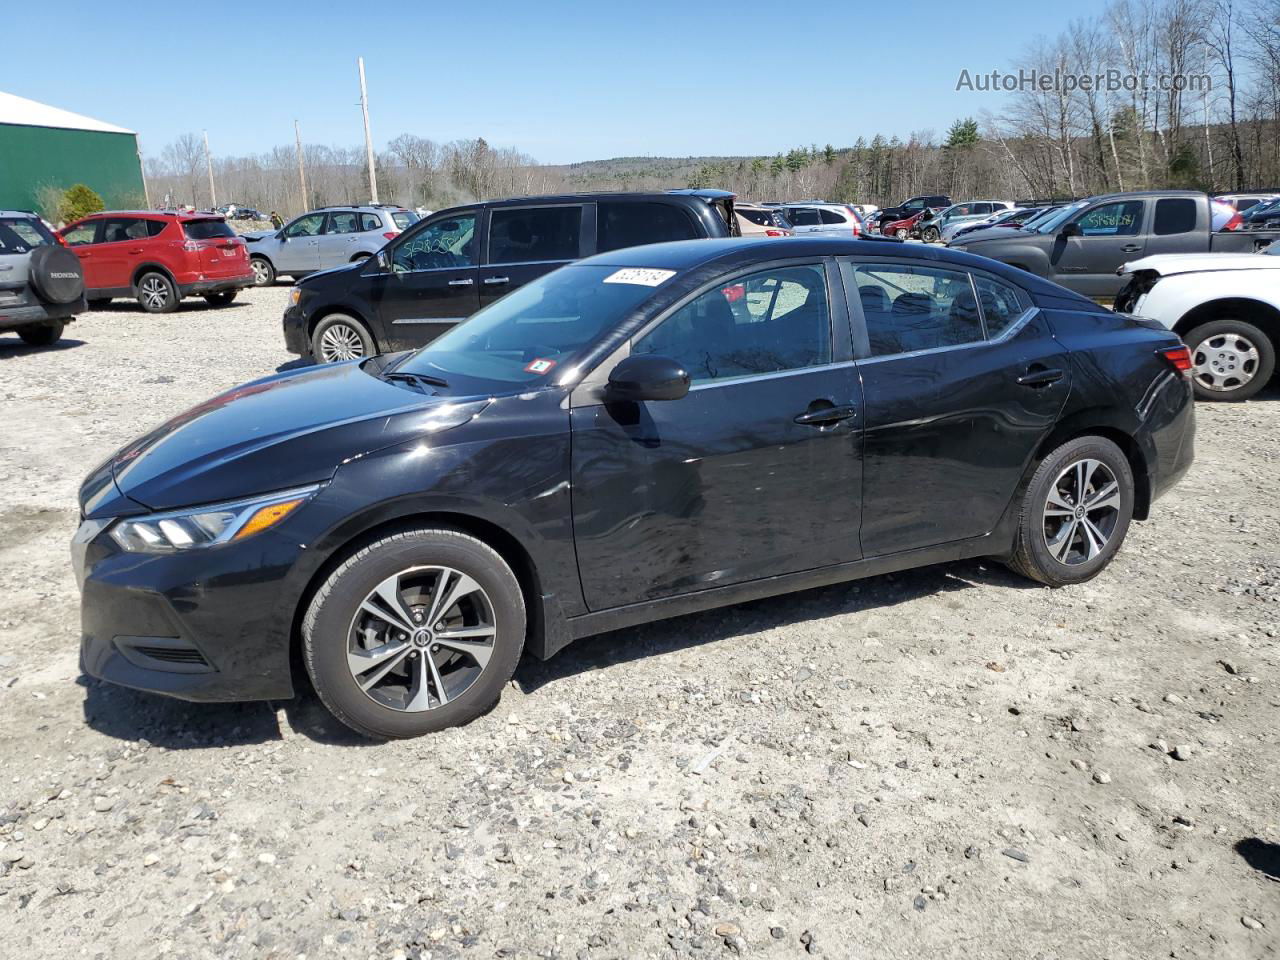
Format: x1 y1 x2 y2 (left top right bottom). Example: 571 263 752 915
1017 366 1065 387
448 278 474 287
483 276 509 285
794 403 857 425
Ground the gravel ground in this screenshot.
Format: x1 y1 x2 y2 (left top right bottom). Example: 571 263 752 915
1 286 1278 959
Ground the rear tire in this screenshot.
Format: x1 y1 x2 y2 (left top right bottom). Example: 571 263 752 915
250 256 275 287
1005 436 1134 587
311 313 374 363
17 320 64 346
136 272 177 313
1183 318 1274 402
302 527 526 740
203 290 237 307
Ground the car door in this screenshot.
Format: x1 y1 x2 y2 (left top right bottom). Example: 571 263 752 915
1048 198 1147 297
60 219 105 290
844 257 1071 557
316 210 360 269
570 259 864 611
369 209 481 350
94 217 153 292
480 203 588 308
274 212 325 274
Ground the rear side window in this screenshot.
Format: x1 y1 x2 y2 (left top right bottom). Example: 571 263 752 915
598 201 698 252
146 220 168 237
1154 198 1197 235
102 217 155 243
489 206 582 263
182 219 235 240
851 263 984 357
0 217 54 253
819 209 848 224
787 208 822 226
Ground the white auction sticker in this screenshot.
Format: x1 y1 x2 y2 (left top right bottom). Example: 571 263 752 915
603 268 677 286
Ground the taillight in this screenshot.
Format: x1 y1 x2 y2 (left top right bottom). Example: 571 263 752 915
1160 344 1193 376
183 240 202 252
846 207 862 236
765 228 787 237
383 231 399 240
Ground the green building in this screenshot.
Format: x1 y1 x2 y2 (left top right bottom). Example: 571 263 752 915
0 91 145 214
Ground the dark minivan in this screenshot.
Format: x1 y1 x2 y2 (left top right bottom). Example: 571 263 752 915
284 190 739 363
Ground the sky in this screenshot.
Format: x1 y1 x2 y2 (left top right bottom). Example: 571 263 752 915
6 0 1115 165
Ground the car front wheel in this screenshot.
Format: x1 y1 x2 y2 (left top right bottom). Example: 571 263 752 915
1006 436 1134 586
250 256 275 286
922 226 940 243
1184 318 1275 402
311 313 374 363
302 527 526 739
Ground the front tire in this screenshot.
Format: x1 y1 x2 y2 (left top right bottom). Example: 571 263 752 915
302 527 526 739
250 256 275 287
1006 436 1134 587
17 320 64 346
922 226 940 243
1184 318 1274 402
203 290 238 307
136 272 177 313
311 313 374 363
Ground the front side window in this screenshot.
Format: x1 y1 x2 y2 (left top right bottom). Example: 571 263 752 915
904 199 925 211
1076 200 1143 237
787 207 821 226
598 202 698 252
852 263 983 357
391 213 476 271
633 264 831 384
326 211 360 234
488 206 581 264
283 213 325 238
62 221 98 246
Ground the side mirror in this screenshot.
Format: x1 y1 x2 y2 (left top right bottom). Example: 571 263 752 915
375 250 391 272
1060 221 1081 238
606 354 690 403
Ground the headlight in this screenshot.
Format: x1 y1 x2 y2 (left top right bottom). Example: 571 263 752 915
110 484 321 553
289 287 302 307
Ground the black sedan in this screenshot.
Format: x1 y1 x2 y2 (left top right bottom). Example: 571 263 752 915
74 237 1195 739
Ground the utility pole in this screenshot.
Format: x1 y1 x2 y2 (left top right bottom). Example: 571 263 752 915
358 57 379 204
294 119 309 212
202 130 217 209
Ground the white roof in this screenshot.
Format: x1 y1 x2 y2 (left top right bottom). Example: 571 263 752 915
1121 252 1280 276
0 91 134 135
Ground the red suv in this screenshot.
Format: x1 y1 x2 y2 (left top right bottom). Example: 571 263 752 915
59 212 254 313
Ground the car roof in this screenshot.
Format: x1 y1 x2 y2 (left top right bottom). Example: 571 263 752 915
0 210 41 218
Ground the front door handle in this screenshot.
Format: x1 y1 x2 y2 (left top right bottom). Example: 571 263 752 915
794 403 857 425
1017 366 1065 387
448 278 474 287
483 276 509 285
1120 243 1143 252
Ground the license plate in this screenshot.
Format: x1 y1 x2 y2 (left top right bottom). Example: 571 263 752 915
222 248 238 257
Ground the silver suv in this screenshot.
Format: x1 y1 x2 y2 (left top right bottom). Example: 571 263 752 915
246 204 418 285
773 201 864 236
0 210 86 347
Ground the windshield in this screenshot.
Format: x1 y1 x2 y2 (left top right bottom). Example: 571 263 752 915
395 264 672 390
0 217 54 253
1033 201 1090 233
1247 198 1280 218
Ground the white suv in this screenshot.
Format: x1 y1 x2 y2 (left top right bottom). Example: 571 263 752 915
245 204 418 286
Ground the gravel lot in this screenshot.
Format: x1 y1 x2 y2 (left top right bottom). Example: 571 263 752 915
1 286 1278 959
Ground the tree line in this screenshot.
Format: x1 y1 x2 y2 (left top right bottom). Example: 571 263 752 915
141 0 1280 217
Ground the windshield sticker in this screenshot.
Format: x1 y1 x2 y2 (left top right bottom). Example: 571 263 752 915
524 358 557 375
603 268 676 286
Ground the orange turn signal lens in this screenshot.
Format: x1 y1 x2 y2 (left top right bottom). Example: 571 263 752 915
233 497 305 540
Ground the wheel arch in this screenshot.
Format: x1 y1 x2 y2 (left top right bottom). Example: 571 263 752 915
1172 296 1280 349
130 262 178 291
1028 415 1151 521
309 306 381 354
288 509 562 684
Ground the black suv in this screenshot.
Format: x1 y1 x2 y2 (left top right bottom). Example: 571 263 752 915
283 190 739 363
0 211 86 347
872 194 952 232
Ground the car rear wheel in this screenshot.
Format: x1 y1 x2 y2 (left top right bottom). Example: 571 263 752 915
1006 436 1134 587
896 228 908 239
312 313 374 363
250 256 275 286
16 320 64 347
1183 318 1275 402
136 272 177 313
203 290 237 307
302 527 526 739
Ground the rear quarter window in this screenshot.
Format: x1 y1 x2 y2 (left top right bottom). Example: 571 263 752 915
392 211 417 230
182 219 235 240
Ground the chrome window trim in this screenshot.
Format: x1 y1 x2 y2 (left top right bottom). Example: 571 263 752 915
390 265 479 276
392 316 466 326
483 257 574 269
687 360 857 392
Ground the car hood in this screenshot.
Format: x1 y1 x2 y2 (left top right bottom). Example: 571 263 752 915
106 361 487 511
949 226 1031 245
1119 252 1280 276
241 229 276 242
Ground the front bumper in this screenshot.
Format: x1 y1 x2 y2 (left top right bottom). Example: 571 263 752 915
178 273 255 297
75 519 304 702
283 302 309 356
